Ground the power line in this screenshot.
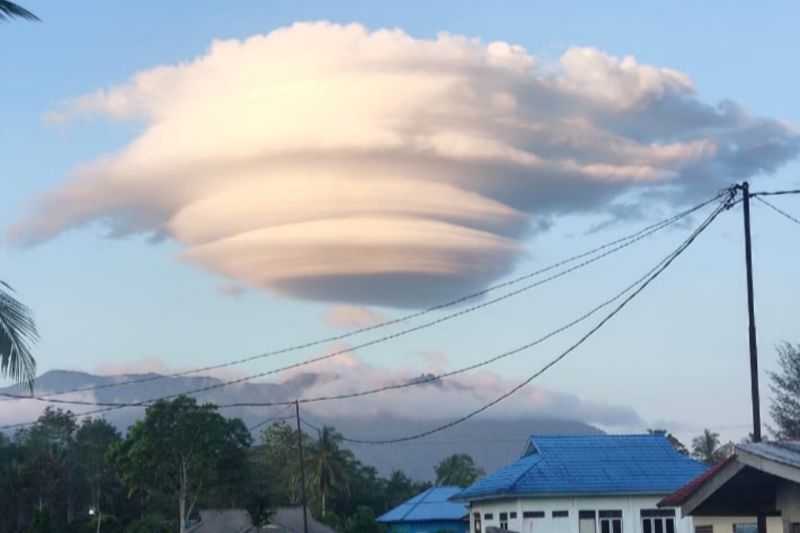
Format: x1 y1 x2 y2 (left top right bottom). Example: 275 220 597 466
2 194 723 402
331 194 732 444
751 189 800 197
755 195 800 226
208 223 711 409
0 193 731 432
0 196 721 417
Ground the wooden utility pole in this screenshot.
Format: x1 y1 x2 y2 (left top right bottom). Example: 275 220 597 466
295 400 309 533
739 182 766 533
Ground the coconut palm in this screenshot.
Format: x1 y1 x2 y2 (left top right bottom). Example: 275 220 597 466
691 429 723 464
0 282 38 388
308 426 348 518
0 1 39 21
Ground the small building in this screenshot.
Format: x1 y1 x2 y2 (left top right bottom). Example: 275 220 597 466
378 486 469 533
269 506 337 533
659 441 800 532
187 509 260 533
452 434 708 533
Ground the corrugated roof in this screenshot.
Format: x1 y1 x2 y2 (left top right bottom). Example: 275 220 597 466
658 456 734 507
454 435 707 500
378 486 468 523
738 441 800 469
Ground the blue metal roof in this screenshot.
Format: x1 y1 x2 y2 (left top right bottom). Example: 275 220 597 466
454 434 707 500
738 441 800 469
378 486 468 523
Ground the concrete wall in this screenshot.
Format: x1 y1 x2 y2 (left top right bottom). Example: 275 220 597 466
693 517 783 533
777 481 800 532
468 496 693 533
387 520 468 533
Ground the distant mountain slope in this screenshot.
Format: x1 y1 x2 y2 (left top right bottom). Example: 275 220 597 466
0 370 602 480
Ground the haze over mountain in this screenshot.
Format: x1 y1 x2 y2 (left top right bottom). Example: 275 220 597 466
0 370 602 480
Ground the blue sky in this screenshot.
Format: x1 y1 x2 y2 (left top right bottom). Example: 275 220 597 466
2 1 799 442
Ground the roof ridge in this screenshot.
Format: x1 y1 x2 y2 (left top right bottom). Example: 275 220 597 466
506 454 544 494
399 486 434 521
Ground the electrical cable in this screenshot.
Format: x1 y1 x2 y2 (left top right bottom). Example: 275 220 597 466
755 196 800 226
3 193 720 414
330 193 732 444
0 193 723 402
0 192 729 431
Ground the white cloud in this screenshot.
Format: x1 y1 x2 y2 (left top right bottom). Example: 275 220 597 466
11 22 799 307
324 305 387 329
279 348 643 428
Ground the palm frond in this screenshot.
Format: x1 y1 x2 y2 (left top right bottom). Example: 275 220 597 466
0 1 40 22
0 281 38 390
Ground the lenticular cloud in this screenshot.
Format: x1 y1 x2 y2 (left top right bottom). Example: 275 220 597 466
10 22 799 307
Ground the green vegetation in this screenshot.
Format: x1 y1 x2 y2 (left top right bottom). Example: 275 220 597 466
0 396 440 533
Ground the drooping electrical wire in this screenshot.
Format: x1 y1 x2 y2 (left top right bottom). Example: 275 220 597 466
755 195 800 226
330 193 733 444
0 194 716 408
1 193 723 402
0 192 729 431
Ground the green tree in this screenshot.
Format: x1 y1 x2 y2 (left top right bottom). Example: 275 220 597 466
0 282 38 388
261 421 309 505
647 429 689 455
112 396 251 533
770 342 800 439
0 0 39 21
434 454 484 487
343 506 382 533
17 407 80 526
691 429 728 464
308 426 349 519
75 418 122 532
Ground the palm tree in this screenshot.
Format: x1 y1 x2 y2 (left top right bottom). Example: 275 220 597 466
0 1 39 21
0 282 38 389
691 429 722 464
308 426 348 518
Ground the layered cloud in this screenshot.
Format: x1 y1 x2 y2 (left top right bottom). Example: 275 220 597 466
324 305 387 329
11 22 799 307
278 349 643 428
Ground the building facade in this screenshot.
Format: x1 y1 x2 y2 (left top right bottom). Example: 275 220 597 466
453 435 709 533
378 486 469 533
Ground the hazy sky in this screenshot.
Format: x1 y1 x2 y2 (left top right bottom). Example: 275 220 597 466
2 1 799 444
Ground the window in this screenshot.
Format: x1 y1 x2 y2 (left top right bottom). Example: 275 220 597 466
733 525 755 533
553 511 569 518
580 511 597 533
523 512 545 519
696 526 713 533
499 512 509 530
510 513 518 519
599 511 622 533
642 509 676 533
484 513 494 522
791 524 800 533
474 512 482 533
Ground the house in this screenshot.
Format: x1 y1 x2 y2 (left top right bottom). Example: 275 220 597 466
268 506 337 533
451 434 708 533
187 509 260 533
378 486 469 533
659 441 800 532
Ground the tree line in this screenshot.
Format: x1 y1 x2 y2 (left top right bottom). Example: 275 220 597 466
0 395 484 533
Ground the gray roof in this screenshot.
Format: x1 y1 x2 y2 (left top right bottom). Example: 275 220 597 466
188 510 258 533
737 441 800 469
269 507 336 533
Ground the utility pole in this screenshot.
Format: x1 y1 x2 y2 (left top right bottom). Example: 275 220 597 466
295 400 310 533
740 181 762 442
739 182 766 533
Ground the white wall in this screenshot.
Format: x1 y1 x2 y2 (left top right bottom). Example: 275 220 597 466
777 481 800 530
693 517 783 533
469 496 693 533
